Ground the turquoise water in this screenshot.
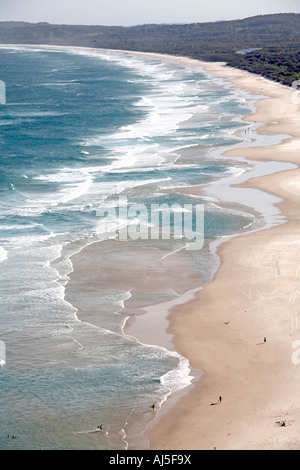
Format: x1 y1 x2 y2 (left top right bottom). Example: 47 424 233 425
0 46 257 449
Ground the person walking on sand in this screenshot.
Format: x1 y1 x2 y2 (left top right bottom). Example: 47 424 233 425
264 337 267 343
219 396 222 403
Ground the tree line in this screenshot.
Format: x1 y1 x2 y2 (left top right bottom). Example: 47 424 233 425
0 13 299 86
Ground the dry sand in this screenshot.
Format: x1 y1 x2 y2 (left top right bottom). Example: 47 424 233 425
141 59 300 450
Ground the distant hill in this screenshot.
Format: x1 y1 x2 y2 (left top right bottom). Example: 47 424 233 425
0 13 299 86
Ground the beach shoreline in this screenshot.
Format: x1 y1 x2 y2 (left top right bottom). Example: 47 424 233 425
53 47 300 449
50 46 300 450
4 43 300 449
143 60 300 450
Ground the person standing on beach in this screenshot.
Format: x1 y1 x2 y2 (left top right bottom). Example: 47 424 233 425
219 396 222 403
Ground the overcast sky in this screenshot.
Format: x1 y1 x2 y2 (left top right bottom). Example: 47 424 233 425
0 0 299 26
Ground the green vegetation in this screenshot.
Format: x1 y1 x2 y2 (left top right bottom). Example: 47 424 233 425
0 13 299 86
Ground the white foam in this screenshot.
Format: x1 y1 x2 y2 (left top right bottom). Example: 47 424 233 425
10 111 66 117
2 44 280 423
160 351 195 395
0 222 44 231
0 246 8 262
75 49 212 173
7 168 94 217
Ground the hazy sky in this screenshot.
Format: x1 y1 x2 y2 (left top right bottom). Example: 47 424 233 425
0 0 299 26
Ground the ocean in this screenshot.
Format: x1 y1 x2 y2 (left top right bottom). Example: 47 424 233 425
0 45 285 450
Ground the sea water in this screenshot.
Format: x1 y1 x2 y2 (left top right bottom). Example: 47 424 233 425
0 45 284 450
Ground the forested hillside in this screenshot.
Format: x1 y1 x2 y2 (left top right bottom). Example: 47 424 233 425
0 13 299 86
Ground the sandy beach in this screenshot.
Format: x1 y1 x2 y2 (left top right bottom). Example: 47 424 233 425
64 50 300 450
139 59 300 450
2 42 300 451
46 45 300 449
